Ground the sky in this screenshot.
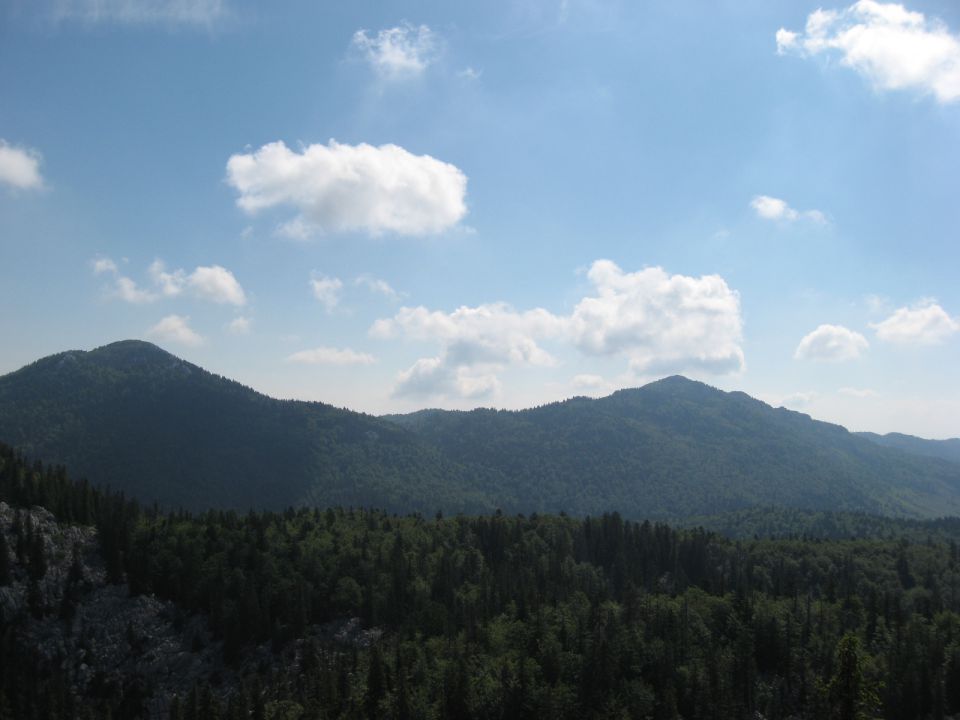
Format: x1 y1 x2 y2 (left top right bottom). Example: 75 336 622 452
1 0 959 438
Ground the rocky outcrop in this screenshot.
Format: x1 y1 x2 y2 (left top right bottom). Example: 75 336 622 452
0 502 223 718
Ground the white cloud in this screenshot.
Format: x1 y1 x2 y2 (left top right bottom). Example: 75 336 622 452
310 275 343 312
147 260 186 297
777 1 960 103
373 260 744 400
351 23 437 79
569 260 744 375
287 346 376 366
372 302 564 400
115 276 158 304
458 66 482 80
225 140 468 237
50 0 227 26
354 274 402 300
187 265 246 306
227 316 251 335
750 195 826 223
147 314 203 346
781 391 817 408
94 258 246 306
0 140 43 190
839 386 880 398
870 300 959 344
794 324 869 361
91 257 118 275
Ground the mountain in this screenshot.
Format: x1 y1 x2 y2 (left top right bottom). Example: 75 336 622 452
386 376 960 519
857 431 960 465
2 341 960 519
0 340 491 513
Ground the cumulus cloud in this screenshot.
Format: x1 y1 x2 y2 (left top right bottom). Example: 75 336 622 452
50 0 227 26
569 260 744 375
750 195 826 223
351 23 437 79
225 140 468 237
777 1 960 103
870 300 959 344
794 324 869 361
187 265 247 305
227 316 251 335
95 257 246 306
310 275 343 312
372 260 745 400
147 314 203 346
0 140 44 190
287 347 376 366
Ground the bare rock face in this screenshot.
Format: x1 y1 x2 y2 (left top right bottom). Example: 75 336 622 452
0 502 225 717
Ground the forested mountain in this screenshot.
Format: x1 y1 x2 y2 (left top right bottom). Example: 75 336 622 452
0 340 492 513
857 431 960 465
4 442 960 719
3 341 960 519
388 377 960 519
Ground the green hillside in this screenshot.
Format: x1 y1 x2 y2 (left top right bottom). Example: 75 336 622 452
2 341 960 519
387 376 960 518
0 340 491 513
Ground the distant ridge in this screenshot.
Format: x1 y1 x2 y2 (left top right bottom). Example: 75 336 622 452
1 341 960 518
857 431 960 465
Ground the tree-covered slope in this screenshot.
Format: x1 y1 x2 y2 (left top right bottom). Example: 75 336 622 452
387 376 960 519
0 340 491 513
857 430 960 465
3 342 960 520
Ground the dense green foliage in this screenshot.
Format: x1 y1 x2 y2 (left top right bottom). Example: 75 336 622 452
5 444 960 719
3 340 960 520
0 340 492 513
388 377 960 518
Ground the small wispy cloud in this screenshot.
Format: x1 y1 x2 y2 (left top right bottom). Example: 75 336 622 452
227 316 251 335
287 347 376 366
750 195 827 224
310 274 343 313
351 22 438 79
354 274 403 301
839 387 879 398
147 314 203 347
50 0 228 27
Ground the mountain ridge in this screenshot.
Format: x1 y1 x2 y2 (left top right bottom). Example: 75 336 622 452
1 340 959 519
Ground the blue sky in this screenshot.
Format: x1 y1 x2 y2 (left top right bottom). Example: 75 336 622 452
1 0 959 437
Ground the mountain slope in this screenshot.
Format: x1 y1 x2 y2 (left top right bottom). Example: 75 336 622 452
857 431 960 465
386 376 960 519
2 342 960 519
0 340 491 513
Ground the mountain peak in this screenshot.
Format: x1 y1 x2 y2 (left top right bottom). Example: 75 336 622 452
85 339 188 371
